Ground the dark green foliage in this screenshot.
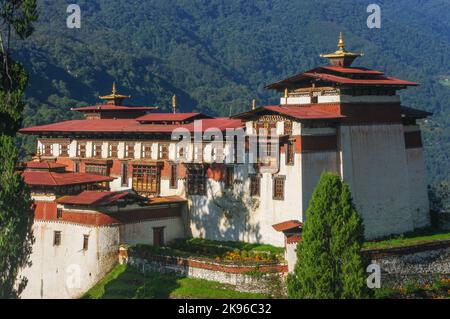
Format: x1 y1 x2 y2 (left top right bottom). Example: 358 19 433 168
0 56 29 135
11 0 450 192
287 172 366 299
0 134 34 298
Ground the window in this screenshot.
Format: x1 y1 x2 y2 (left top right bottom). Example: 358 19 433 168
169 164 177 189
273 176 285 200
193 143 203 162
92 143 103 158
132 165 161 196
141 143 152 159
121 162 128 187
250 175 261 197
77 143 86 158
177 146 185 161
187 166 206 195
43 144 53 156
158 143 169 160
108 143 118 158
57 208 63 219
53 231 61 246
284 121 293 136
311 95 318 104
125 143 135 159
225 166 234 190
286 141 295 165
83 235 89 251
153 227 165 247
74 161 80 173
59 144 69 157
85 164 109 176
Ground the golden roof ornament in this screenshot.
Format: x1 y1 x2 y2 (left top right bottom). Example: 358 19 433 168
99 82 131 105
252 99 256 110
320 32 363 67
172 95 177 113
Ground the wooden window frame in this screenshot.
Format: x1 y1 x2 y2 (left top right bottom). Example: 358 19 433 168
250 174 261 197
273 176 286 201
286 141 295 166
169 164 178 189
158 143 169 160
121 162 128 187
187 165 206 196
132 165 161 196
284 121 293 136
141 143 152 159
56 208 63 219
59 144 69 157
43 143 53 157
83 235 89 251
77 143 86 158
53 231 61 246
92 142 103 159
125 143 135 159
108 143 118 158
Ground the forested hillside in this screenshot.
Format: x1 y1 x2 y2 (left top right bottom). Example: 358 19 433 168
13 0 450 187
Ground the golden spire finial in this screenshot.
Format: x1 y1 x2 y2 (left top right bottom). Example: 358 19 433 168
172 94 177 114
112 82 117 95
338 32 345 50
252 99 256 110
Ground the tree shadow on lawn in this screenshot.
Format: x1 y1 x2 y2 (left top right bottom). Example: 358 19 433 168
101 267 181 299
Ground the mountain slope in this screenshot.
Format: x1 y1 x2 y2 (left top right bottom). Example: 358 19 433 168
14 0 450 186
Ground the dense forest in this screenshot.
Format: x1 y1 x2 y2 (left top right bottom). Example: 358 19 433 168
12 0 450 189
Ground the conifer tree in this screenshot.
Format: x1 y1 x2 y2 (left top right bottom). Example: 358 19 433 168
287 172 366 299
0 0 38 298
0 135 34 298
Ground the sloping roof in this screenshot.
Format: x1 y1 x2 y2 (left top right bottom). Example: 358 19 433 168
72 104 157 112
136 112 213 122
272 220 303 232
20 118 244 134
22 171 114 187
266 66 418 90
25 161 67 170
233 105 344 121
57 191 129 206
401 106 433 119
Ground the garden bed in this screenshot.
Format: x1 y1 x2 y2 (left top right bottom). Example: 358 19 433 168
130 238 285 265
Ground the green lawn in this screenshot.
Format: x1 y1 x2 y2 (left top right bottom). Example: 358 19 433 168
363 228 450 250
82 264 269 299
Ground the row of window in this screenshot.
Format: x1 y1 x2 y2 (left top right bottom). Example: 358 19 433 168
53 231 89 251
41 140 296 165
186 166 285 200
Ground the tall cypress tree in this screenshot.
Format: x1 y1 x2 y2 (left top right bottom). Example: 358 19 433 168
287 172 366 299
0 0 38 299
0 135 34 298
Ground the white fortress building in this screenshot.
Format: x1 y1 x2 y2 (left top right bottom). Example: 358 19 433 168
19 34 431 297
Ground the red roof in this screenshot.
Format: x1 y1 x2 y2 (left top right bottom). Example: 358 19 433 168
266 66 418 90
57 191 129 206
272 220 303 232
22 171 114 187
25 161 67 170
286 235 302 244
20 117 244 134
233 105 343 121
136 112 213 122
72 104 157 112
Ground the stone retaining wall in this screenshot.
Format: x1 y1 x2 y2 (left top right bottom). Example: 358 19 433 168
363 239 450 286
127 253 287 295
